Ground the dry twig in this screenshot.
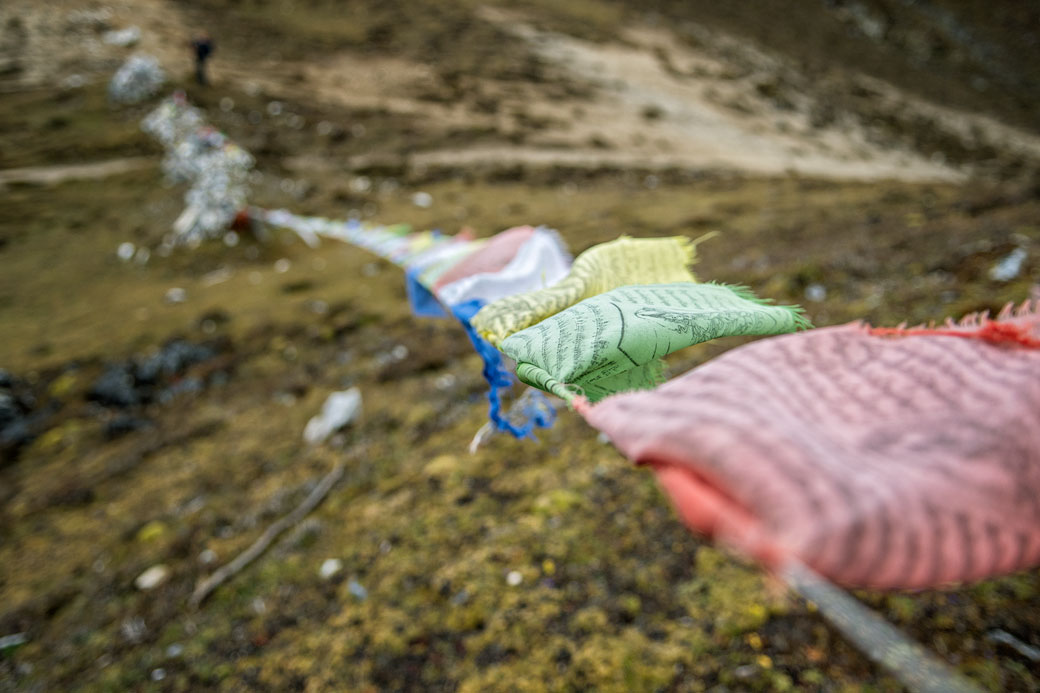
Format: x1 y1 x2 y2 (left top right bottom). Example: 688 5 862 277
190 462 345 607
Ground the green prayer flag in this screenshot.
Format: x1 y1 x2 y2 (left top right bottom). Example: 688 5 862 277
472 235 703 346
501 282 810 402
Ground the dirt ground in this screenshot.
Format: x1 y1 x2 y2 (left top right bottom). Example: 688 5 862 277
1 0 1039 691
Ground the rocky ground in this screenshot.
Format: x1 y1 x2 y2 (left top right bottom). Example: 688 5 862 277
1 0 1039 691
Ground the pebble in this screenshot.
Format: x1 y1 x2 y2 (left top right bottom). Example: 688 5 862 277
733 664 758 679
134 564 170 591
989 247 1027 282
411 191 433 208
274 258 291 273
88 366 139 407
151 668 166 682
117 242 136 261
506 570 523 586
165 643 184 658
102 26 140 47
347 578 368 600
163 287 188 304
0 633 28 652
805 283 827 302
121 617 147 644
198 549 217 565
319 558 343 579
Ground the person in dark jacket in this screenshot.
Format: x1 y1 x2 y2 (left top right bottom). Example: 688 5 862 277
191 32 213 85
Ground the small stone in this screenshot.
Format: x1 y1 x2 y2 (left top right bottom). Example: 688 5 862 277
164 287 187 304
805 283 827 302
347 578 368 600
506 570 523 587
0 632 28 652
319 558 343 579
989 247 1027 282
88 366 138 407
165 643 184 658
135 564 170 591
117 242 136 261
274 258 291 273
305 300 328 315
198 549 217 565
151 668 166 682
734 664 758 679
120 617 147 644
411 191 433 208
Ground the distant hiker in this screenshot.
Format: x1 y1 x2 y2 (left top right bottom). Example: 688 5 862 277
191 32 213 85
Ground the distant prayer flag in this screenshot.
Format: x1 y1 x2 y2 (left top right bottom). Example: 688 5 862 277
436 227 571 308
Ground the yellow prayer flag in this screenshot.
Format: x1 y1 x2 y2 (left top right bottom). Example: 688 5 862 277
471 235 706 346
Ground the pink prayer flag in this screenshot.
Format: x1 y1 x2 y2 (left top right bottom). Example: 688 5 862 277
576 304 1040 589
432 226 536 292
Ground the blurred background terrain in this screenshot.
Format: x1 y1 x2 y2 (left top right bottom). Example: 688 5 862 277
1 0 1039 690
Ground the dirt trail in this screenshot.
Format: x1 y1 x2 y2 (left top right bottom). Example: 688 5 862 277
0 157 152 187
222 6 1040 183
6 0 1040 184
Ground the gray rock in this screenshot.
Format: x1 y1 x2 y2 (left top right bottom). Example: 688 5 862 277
89 366 138 407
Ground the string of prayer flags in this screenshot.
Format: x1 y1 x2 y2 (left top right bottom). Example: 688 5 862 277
143 94 253 244
471 235 707 346
575 304 1040 589
501 282 808 402
434 229 571 436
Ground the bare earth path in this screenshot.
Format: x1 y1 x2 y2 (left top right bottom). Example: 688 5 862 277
0 157 153 188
